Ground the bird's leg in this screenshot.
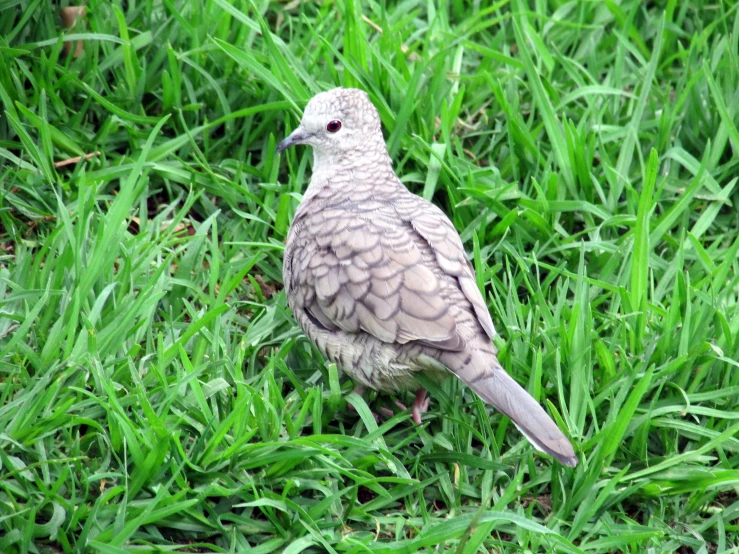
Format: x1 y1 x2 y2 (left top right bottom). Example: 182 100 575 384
411 387 430 425
347 384 365 412
348 385 394 422
347 385 412 421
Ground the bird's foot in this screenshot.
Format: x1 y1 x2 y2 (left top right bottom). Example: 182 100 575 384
378 400 407 419
348 385 425 423
411 387 430 425
378 407 394 418
347 385 365 413
348 385 385 423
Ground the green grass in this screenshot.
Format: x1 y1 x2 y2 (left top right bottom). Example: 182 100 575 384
1 0 739 551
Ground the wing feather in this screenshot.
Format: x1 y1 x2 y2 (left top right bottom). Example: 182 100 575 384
286 208 463 350
402 201 497 340
285 192 495 350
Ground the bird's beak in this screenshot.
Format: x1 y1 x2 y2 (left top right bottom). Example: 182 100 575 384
276 127 310 154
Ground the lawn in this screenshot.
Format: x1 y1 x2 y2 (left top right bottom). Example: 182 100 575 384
1 0 739 552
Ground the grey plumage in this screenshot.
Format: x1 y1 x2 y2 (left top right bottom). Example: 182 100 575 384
278 88 577 467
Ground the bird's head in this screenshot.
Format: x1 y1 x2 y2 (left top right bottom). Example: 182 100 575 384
276 88 388 166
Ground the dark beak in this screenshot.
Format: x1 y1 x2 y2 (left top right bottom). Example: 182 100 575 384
276 127 310 154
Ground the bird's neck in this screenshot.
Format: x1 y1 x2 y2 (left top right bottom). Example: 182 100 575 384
311 143 393 173
299 147 402 209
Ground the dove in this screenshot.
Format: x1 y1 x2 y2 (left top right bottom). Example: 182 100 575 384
277 87 577 467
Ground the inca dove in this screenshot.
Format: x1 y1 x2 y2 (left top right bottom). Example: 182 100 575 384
278 88 577 467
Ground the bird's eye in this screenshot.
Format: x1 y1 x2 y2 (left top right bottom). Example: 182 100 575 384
326 120 342 133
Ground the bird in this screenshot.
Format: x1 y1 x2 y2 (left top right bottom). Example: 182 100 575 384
277 87 577 467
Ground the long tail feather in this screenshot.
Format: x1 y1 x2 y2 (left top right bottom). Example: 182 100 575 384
452 361 577 467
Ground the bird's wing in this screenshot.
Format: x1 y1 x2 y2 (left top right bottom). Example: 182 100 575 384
285 203 465 351
395 197 578 466
394 195 497 340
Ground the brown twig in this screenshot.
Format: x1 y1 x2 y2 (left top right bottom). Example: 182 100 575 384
54 151 100 168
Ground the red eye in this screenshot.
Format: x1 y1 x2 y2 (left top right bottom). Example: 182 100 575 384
326 120 342 133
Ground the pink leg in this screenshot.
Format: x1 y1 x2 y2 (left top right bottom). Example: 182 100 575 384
348 385 364 412
349 385 383 423
348 386 422 422
380 400 407 419
411 387 430 425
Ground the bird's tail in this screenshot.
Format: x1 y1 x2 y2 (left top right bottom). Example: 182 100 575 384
445 353 578 467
